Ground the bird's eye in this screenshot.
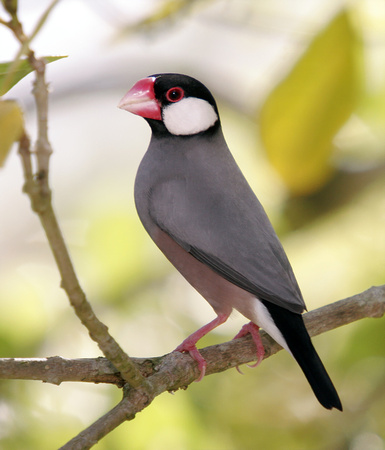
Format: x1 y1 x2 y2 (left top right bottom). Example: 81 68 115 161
166 87 184 103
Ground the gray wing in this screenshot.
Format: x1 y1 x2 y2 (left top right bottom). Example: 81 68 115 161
148 173 306 314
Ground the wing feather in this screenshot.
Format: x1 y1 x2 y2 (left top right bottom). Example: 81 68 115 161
149 174 306 314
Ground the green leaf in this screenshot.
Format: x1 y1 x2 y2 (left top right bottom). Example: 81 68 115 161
0 55 67 96
0 100 23 167
259 11 359 196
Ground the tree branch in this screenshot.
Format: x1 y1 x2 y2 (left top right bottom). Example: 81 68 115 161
1 285 384 388
59 386 153 450
1 284 379 449
4 4 145 389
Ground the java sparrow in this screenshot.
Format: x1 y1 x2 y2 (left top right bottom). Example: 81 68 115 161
118 73 342 411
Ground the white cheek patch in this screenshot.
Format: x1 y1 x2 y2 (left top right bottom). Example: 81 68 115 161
162 97 218 136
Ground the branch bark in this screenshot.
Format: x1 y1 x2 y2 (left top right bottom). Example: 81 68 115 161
0 285 382 449
1 284 384 387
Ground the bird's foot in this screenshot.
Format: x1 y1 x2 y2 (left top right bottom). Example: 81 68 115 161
174 341 207 382
173 313 230 382
233 322 265 374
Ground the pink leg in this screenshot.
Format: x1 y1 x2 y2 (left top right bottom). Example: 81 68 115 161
174 312 230 382
233 322 265 373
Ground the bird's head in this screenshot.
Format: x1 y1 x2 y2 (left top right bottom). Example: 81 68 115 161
118 73 220 136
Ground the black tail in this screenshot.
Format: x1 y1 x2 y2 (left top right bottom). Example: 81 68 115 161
262 301 342 411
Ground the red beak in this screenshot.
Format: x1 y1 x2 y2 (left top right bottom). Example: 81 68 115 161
118 77 161 121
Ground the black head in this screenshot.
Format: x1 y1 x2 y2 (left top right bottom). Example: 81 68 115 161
119 73 220 137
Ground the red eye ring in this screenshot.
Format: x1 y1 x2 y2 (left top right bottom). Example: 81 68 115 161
166 87 184 103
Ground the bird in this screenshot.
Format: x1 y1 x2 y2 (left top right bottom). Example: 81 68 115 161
118 73 342 411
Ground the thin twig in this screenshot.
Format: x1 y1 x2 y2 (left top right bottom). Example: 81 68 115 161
9 5 145 389
18 114 145 389
30 55 52 192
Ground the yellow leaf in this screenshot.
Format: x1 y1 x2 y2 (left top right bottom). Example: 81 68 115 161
0 100 24 167
259 11 358 196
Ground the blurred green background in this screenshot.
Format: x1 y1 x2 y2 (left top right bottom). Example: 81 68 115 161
0 1 384 449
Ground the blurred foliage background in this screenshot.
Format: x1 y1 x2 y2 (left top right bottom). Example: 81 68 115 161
0 0 384 448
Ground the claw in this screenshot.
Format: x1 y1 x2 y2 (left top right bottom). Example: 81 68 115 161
232 322 265 373
236 365 244 375
247 359 262 368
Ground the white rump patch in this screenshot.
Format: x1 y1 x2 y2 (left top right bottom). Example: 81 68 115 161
248 298 292 356
162 97 218 136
